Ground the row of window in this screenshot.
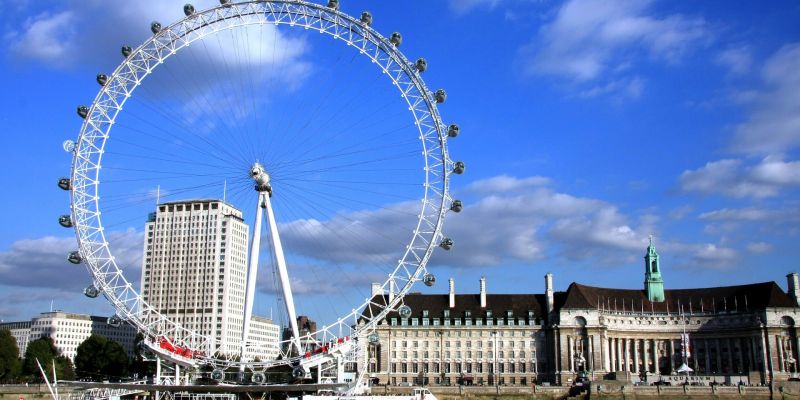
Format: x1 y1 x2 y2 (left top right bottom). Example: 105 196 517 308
390 361 539 374
390 350 535 359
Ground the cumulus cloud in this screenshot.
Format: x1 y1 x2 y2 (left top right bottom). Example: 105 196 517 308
0 230 143 290
715 45 752 76
690 243 738 266
275 174 657 268
746 242 773 254
449 0 501 15
679 157 800 198
731 43 800 155
520 0 707 96
6 1 311 99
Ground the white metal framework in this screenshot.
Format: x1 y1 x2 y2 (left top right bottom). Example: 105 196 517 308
65 0 459 381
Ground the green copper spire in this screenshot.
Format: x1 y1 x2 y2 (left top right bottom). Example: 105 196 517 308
644 235 665 302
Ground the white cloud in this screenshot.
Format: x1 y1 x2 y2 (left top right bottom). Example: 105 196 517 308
746 242 773 254
8 11 76 66
278 174 658 268
6 1 310 88
0 230 143 290
521 0 707 96
698 207 774 221
449 0 501 15
715 45 752 76
731 43 800 155
690 243 738 266
464 174 550 193
679 157 800 198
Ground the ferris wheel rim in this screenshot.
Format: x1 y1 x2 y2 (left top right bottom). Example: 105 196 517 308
68 0 455 370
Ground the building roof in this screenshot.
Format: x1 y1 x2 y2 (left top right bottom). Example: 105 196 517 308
362 292 548 321
562 281 797 312
158 198 226 206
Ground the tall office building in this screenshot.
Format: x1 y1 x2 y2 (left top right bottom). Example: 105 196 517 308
140 199 249 357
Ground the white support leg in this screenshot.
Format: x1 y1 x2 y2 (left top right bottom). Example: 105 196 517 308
241 192 267 372
263 194 302 355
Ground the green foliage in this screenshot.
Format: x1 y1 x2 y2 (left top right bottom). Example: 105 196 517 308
21 337 74 382
75 335 130 380
0 329 21 383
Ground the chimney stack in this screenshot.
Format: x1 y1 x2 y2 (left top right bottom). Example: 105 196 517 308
371 282 382 297
545 273 554 314
480 276 487 308
449 278 455 308
788 273 800 306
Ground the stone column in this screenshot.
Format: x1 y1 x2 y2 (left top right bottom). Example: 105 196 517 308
715 339 722 374
623 338 629 372
749 336 757 371
668 339 675 372
568 336 574 372
643 339 650 373
612 338 618 371
795 334 800 372
704 339 711 373
633 339 640 374
777 336 785 373
654 339 660 374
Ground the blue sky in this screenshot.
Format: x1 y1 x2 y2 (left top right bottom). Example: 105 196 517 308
0 0 799 327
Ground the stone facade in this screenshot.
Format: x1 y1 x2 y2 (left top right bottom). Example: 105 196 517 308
359 244 800 386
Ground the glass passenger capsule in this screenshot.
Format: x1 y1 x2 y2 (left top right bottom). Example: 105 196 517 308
447 124 460 138
107 315 123 328
184 4 195 16
453 161 465 174
390 32 402 47
67 251 82 264
121 46 132 58
450 200 463 213
368 332 380 344
84 285 100 298
77 106 89 119
327 0 339 10
251 372 266 384
440 237 454 250
415 58 427 72
398 305 412 318
292 367 305 379
58 215 73 228
211 369 225 381
151 22 162 34
423 273 436 287
96 74 108 86
58 178 71 190
360 11 372 26
434 89 447 103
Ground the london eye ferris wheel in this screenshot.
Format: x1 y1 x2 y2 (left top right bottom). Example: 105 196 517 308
58 0 463 385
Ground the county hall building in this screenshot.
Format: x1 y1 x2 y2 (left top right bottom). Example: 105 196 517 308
359 240 800 386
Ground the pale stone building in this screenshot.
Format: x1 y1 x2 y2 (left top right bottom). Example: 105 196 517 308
0 311 137 361
361 241 800 386
140 199 250 357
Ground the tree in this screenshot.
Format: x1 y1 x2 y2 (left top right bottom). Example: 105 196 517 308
22 337 74 382
75 335 129 381
0 329 21 383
